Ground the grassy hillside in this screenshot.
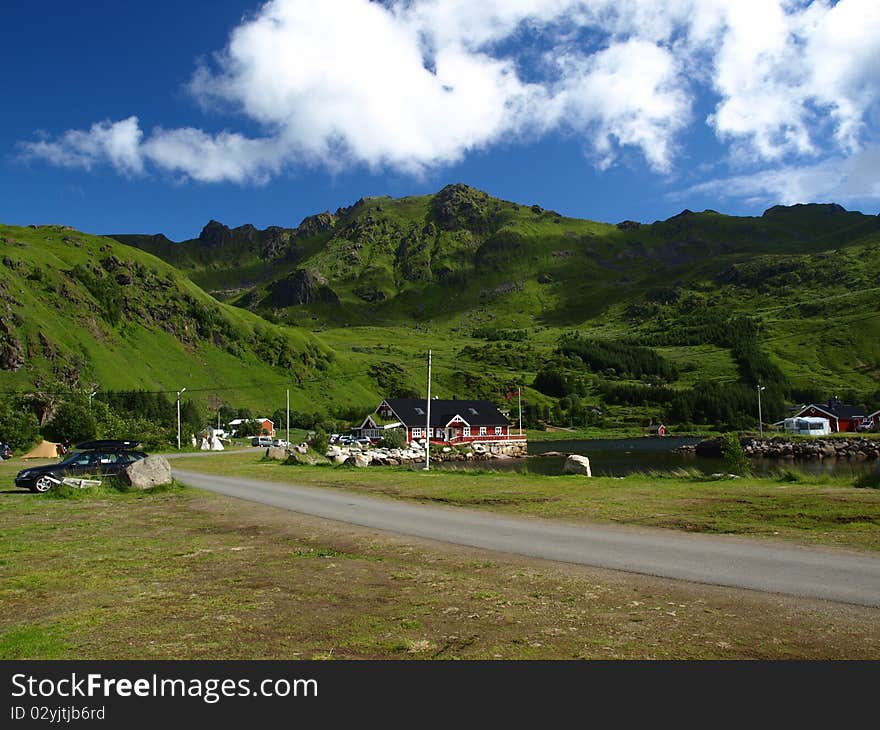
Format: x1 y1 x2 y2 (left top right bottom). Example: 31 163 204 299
0 224 358 415
21 186 880 434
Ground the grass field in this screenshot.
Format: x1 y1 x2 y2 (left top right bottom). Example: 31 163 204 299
2 459 879 659
169 452 880 552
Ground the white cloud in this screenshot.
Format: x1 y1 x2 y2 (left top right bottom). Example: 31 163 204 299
707 0 880 161
18 0 880 200
552 39 690 171
22 117 144 175
142 128 281 184
189 0 540 173
674 144 880 208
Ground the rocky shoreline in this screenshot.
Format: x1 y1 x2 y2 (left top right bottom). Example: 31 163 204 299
678 437 880 461
269 440 528 467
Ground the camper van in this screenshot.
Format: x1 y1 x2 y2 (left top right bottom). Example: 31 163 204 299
783 417 831 436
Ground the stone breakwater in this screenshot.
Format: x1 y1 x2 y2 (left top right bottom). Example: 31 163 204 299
269 440 529 467
679 437 879 461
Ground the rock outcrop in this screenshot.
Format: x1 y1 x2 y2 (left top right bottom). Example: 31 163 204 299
266 269 339 306
198 220 233 248
296 212 336 238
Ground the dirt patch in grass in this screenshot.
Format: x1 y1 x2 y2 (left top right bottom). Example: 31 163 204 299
1 487 879 659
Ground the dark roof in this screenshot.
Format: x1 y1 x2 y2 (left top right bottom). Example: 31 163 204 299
796 401 869 420
379 399 509 428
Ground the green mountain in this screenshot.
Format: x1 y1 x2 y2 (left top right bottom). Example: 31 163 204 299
6 184 879 435
0 223 375 416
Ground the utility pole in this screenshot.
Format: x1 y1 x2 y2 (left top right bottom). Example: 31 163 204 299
424 349 432 471
176 387 187 450
286 388 290 447
518 386 522 436
757 384 766 438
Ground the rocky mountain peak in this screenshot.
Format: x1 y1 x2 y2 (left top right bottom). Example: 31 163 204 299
198 220 232 247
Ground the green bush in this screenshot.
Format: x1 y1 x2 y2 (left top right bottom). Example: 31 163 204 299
378 428 406 450
775 467 805 483
0 399 41 452
42 401 97 445
720 432 751 476
310 428 329 454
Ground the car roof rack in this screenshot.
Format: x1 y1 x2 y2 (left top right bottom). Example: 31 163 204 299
74 439 142 450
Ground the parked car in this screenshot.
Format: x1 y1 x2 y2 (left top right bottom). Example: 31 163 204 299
856 422 875 433
272 438 289 448
251 436 274 447
354 437 372 447
0 443 12 460
14 440 148 493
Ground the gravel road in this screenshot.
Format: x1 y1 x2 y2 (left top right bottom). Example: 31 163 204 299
174 469 880 607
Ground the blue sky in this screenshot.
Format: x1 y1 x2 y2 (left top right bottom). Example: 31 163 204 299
2 0 878 241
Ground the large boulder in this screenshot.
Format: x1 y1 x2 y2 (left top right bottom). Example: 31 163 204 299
124 455 173 489
265 446 288 461
343 453 372 468
563 454 592 477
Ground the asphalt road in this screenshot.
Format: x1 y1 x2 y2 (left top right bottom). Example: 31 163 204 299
173 469 880 607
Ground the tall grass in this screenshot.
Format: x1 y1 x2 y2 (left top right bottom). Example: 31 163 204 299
853 470 880 489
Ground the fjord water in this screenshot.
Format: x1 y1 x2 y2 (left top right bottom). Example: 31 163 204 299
432 437 876 477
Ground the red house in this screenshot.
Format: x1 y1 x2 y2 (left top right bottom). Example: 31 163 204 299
792 399 870 433
357 398 525 445
227 417 275 437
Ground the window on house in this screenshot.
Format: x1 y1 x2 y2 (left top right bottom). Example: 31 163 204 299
463 427 470 437
479 427 487 435
495 427 502 435
428 428 434 437
413 428 422 437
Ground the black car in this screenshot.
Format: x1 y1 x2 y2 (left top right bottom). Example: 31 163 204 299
14 440 148 493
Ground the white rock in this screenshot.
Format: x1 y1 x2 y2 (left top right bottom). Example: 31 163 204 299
563 454 592 476
124 455 173 489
